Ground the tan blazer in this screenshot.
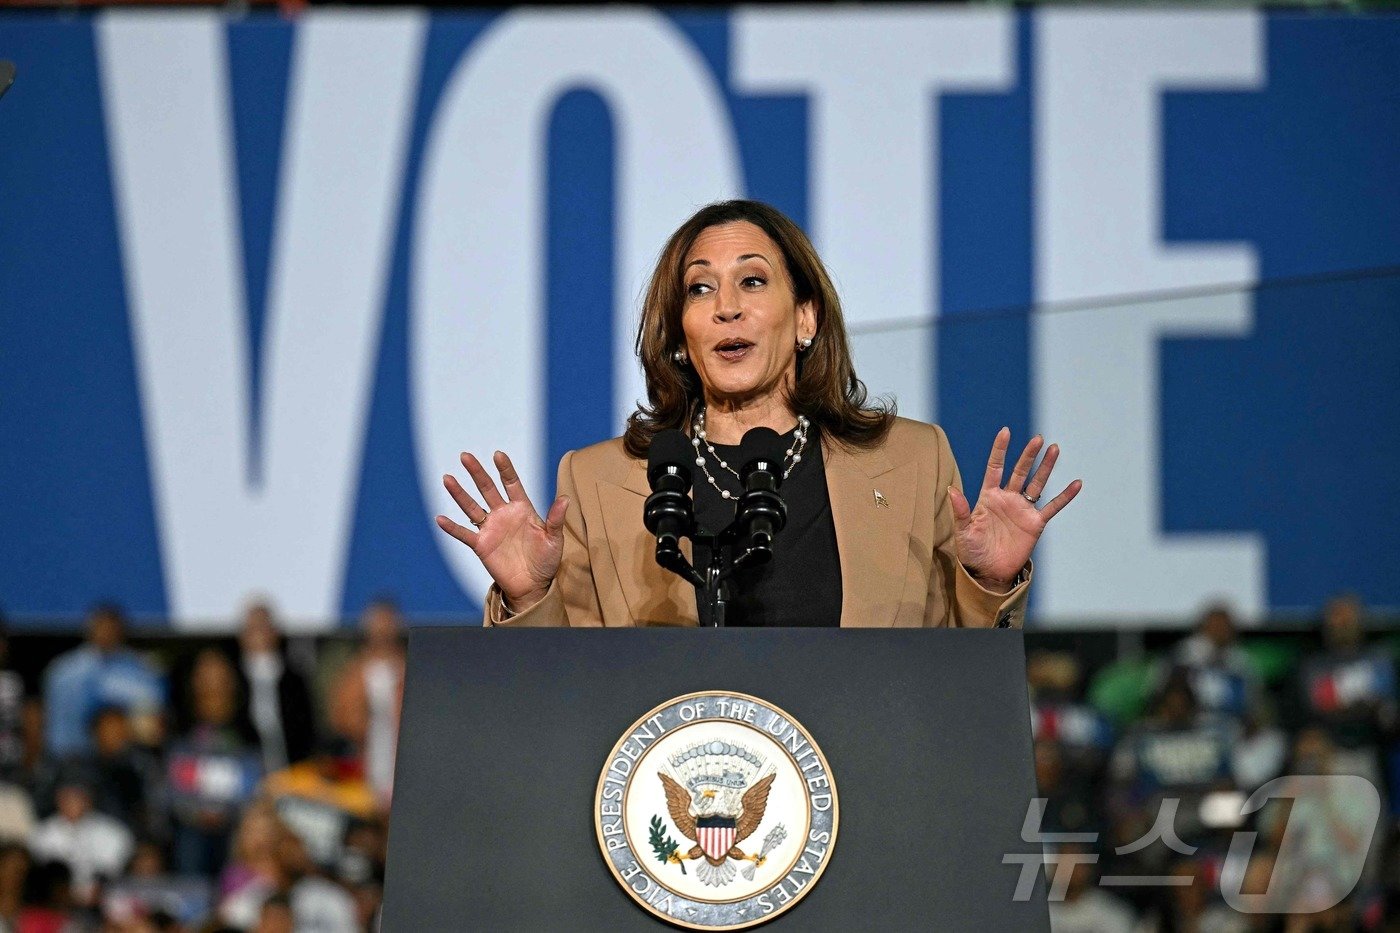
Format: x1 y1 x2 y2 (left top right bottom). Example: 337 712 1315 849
484 417 1030 629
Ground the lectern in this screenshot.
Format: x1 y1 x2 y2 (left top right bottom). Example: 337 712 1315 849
383 628 1049 931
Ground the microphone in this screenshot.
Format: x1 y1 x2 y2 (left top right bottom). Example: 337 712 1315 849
735 427 788 559
0 62 15 102
644 429 697 569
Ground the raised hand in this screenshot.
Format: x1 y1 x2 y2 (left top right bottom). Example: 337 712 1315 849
436 451 569 612
947 427 1082 592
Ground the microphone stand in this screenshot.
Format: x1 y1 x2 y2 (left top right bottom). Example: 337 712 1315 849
687 524 772 628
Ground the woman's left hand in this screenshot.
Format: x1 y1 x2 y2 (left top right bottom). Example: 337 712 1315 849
948 427 1082 592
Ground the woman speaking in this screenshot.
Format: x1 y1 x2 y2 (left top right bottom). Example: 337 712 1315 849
435 200 1080 629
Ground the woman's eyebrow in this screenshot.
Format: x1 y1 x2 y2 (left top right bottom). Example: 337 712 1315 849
684 254 772 270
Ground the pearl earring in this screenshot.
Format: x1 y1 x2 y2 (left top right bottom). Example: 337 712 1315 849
672 348 688 364
799 337 813 350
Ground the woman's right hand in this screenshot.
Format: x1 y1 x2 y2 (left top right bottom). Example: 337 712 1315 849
436 451 569 613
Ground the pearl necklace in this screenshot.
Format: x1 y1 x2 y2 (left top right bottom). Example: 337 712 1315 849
689 407 811 500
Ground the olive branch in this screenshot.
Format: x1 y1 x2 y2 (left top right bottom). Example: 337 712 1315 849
649 815 686 874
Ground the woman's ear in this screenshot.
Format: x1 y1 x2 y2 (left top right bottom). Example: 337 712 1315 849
796 299 817 344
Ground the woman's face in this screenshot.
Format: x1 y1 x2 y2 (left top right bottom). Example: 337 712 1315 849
679 221 815 410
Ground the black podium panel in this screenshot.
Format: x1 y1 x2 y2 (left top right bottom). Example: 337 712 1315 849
383 628 1049 931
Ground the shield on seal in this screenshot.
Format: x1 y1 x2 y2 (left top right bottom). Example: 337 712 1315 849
697 818 737 861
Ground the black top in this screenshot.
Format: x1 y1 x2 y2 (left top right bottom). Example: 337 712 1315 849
691 426 843 627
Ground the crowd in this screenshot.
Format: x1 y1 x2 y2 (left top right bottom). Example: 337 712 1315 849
0 593 1394 931
1036 595 1397 932
0 600 405 933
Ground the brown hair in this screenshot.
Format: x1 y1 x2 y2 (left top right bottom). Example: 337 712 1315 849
623 200 893 458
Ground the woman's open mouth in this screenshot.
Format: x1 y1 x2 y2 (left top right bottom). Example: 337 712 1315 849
714 338 754 362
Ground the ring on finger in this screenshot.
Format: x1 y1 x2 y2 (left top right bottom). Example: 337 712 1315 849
1022 492 1041 505
470 513 488 528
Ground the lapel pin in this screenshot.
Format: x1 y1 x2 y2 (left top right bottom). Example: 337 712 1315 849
873 489 889 509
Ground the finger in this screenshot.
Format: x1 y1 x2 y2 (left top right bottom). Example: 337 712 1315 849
1006 434 1044 494
1024 444 1060 500
981 426 1011 492
947 486 972 528
443 474 489 524
1038 479 1083 523
435 514 480 550
493 450 537 512
544 495 569 536
461 452 507 509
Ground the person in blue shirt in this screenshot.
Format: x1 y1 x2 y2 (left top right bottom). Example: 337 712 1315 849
42 604 166 756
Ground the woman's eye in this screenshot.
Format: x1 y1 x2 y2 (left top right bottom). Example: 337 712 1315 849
686 282 712 298
742 276 766 288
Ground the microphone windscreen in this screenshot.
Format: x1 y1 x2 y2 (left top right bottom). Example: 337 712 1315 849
739 427 786 471
647 428 694 487
0 62 15 101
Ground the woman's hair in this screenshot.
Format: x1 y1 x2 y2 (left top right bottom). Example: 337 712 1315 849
623 199 893 458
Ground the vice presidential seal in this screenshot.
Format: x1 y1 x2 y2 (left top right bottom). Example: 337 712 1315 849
594 692 838 930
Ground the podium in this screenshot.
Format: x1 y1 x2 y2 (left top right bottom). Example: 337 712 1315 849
383 628 1050 930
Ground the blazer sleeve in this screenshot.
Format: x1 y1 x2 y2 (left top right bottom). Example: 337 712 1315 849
926 424 1032 629
482 449 605 628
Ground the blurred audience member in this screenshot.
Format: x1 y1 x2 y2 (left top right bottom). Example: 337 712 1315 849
1109 671 1238 871
19 698 45 790
1298 594 1395 789
261 740 376 871
79 706 167 845
1034 739 1101 839
1229 709 1288 794
1259 727 1383 915
0 617 26 785
329 599 404 808
254 892 294 933
43 605 165 756
236 603 316 774
1045 844 1135 933
217 802 285 929
1029 651 1116 774
1175 604 1254 677
125 839 167 881
216 803 356 933
0 843 28 930
0 781 34 845
167 650 261 879
275 830 356 933
15 859 75 933
1170 604 1265 727
1151 856 1252 933
29 766 133 907
1169 607 1287 793
337 820 385 931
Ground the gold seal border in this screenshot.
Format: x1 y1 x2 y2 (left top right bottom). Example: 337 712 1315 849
593 690 840 931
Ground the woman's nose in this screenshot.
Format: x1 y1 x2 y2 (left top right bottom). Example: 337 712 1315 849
713 283 743 322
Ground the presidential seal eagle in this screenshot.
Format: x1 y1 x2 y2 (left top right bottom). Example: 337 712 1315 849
657 740 777 887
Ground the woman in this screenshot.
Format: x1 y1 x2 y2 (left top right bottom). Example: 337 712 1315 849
167 648 262 877
328 599 404 808
236 602 317 773
436 200 1080 629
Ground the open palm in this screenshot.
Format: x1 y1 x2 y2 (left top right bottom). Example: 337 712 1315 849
435 451 568 611
948 428 1081 591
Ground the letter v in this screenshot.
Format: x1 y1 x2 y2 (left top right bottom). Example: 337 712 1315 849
98 11 424 627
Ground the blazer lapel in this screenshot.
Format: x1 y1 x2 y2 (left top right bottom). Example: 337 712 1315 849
825 436 918 627
597 460 700 627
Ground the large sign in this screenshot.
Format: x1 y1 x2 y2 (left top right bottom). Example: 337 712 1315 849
0 9 1396 628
